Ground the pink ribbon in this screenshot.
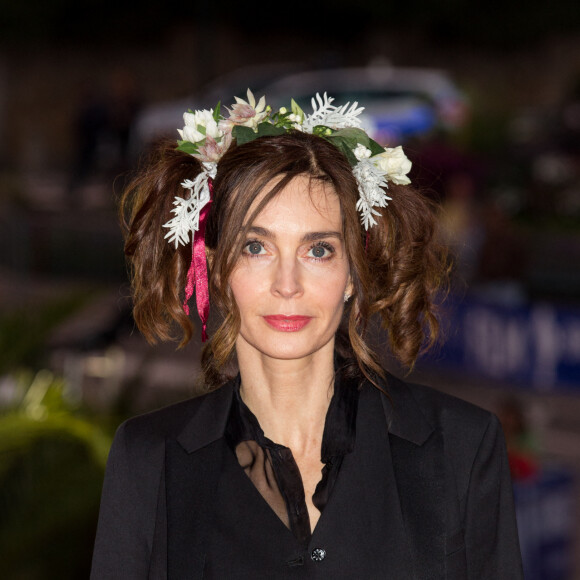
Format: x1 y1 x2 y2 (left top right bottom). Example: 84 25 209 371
183 179 213 342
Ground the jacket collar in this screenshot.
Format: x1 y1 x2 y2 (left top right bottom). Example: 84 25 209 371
177 370 434 453
379 371 434 446
177 378 236 453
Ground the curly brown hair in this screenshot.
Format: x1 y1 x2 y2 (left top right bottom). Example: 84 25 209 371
121 131 447 390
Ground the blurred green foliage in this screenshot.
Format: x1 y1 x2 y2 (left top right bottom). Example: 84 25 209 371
0 292 91 376
0 294 114 578
0 370 112 579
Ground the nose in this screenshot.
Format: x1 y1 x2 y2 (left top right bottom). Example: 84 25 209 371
271 255 303 298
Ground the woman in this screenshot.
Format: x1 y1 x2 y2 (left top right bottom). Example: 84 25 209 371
91 92 523 578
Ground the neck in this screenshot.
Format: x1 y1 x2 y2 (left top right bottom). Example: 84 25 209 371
236 337 335 454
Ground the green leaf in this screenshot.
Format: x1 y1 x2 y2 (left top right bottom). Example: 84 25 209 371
329 127 370 147
271 111 293 129
197 124 206 136
232 125 258 145
368 138 384 157
321 128 385 166
176 140 201 155
290 99 304 121
255 123 286 138
270 111 282 126
337 143 359 166
213 102 221 122
233 123 286 144
324 137 357 165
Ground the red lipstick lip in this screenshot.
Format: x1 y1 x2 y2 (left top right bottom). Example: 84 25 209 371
263 315 312 332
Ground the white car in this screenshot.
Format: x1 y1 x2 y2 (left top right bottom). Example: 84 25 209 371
132 64 467 153
263 65 468 145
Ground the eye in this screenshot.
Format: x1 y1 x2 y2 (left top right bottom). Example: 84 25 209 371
243 240 266 256
306 241 334 260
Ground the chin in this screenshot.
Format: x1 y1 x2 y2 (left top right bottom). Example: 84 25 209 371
240 327 336 361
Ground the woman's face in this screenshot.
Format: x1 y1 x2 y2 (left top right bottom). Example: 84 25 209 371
229 175 352 362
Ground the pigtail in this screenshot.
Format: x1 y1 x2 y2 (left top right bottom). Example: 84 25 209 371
366 183 449 369
120 139 203 347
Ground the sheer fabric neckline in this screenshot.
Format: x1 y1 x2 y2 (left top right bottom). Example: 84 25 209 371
225 370 359 546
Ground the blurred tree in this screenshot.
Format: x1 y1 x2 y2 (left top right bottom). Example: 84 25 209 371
0 370 111 579
0 293 91 376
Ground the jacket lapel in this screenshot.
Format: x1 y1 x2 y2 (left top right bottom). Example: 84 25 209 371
381 373 447 580
166 382 235 580
164 373 449 579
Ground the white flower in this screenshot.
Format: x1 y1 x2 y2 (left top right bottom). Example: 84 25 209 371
168 92 413 250
226 89 269 130
371 146 412 185
303 93 364 132
178 109 223 144
163 162 217 247
353 144 372 160
353 159 392 230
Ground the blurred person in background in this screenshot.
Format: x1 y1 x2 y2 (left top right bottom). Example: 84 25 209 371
91 91 523 578
498 397 540 482
438 171 485 289
67 68 141 207
107 68 142 182
66 80 108 206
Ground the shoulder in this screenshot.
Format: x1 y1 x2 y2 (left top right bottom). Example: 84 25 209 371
384 371 495 442
119 393 205 441
380 372 505 495
377 374 523 576
113 384 232 454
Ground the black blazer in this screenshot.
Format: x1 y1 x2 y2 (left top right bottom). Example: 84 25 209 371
91 373 523 579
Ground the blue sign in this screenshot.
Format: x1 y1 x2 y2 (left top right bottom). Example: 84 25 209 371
426 296 580 391
514 469 574 580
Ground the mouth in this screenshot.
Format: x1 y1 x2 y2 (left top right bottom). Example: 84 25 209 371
262 315 312 332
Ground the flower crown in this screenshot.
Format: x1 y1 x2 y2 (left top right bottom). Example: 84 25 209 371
162 90 412 341
163 90 412 247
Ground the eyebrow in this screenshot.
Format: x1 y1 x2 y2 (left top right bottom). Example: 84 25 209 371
248 226 343 243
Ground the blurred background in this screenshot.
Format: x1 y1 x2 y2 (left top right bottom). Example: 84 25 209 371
1 0 580 577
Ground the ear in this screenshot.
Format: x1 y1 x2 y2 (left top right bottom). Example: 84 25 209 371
345 275 354 299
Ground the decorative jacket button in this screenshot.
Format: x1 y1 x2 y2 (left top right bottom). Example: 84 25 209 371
311 548 326 562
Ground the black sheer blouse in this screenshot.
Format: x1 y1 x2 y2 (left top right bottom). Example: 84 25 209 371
225 373 359 547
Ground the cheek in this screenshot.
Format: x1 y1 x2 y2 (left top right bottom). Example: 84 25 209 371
329 284 348 317
307 264 350 308
316 273 346 296
228 271 248 311
229 266 264 313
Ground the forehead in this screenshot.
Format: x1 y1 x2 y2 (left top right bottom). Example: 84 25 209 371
248 175 342 231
